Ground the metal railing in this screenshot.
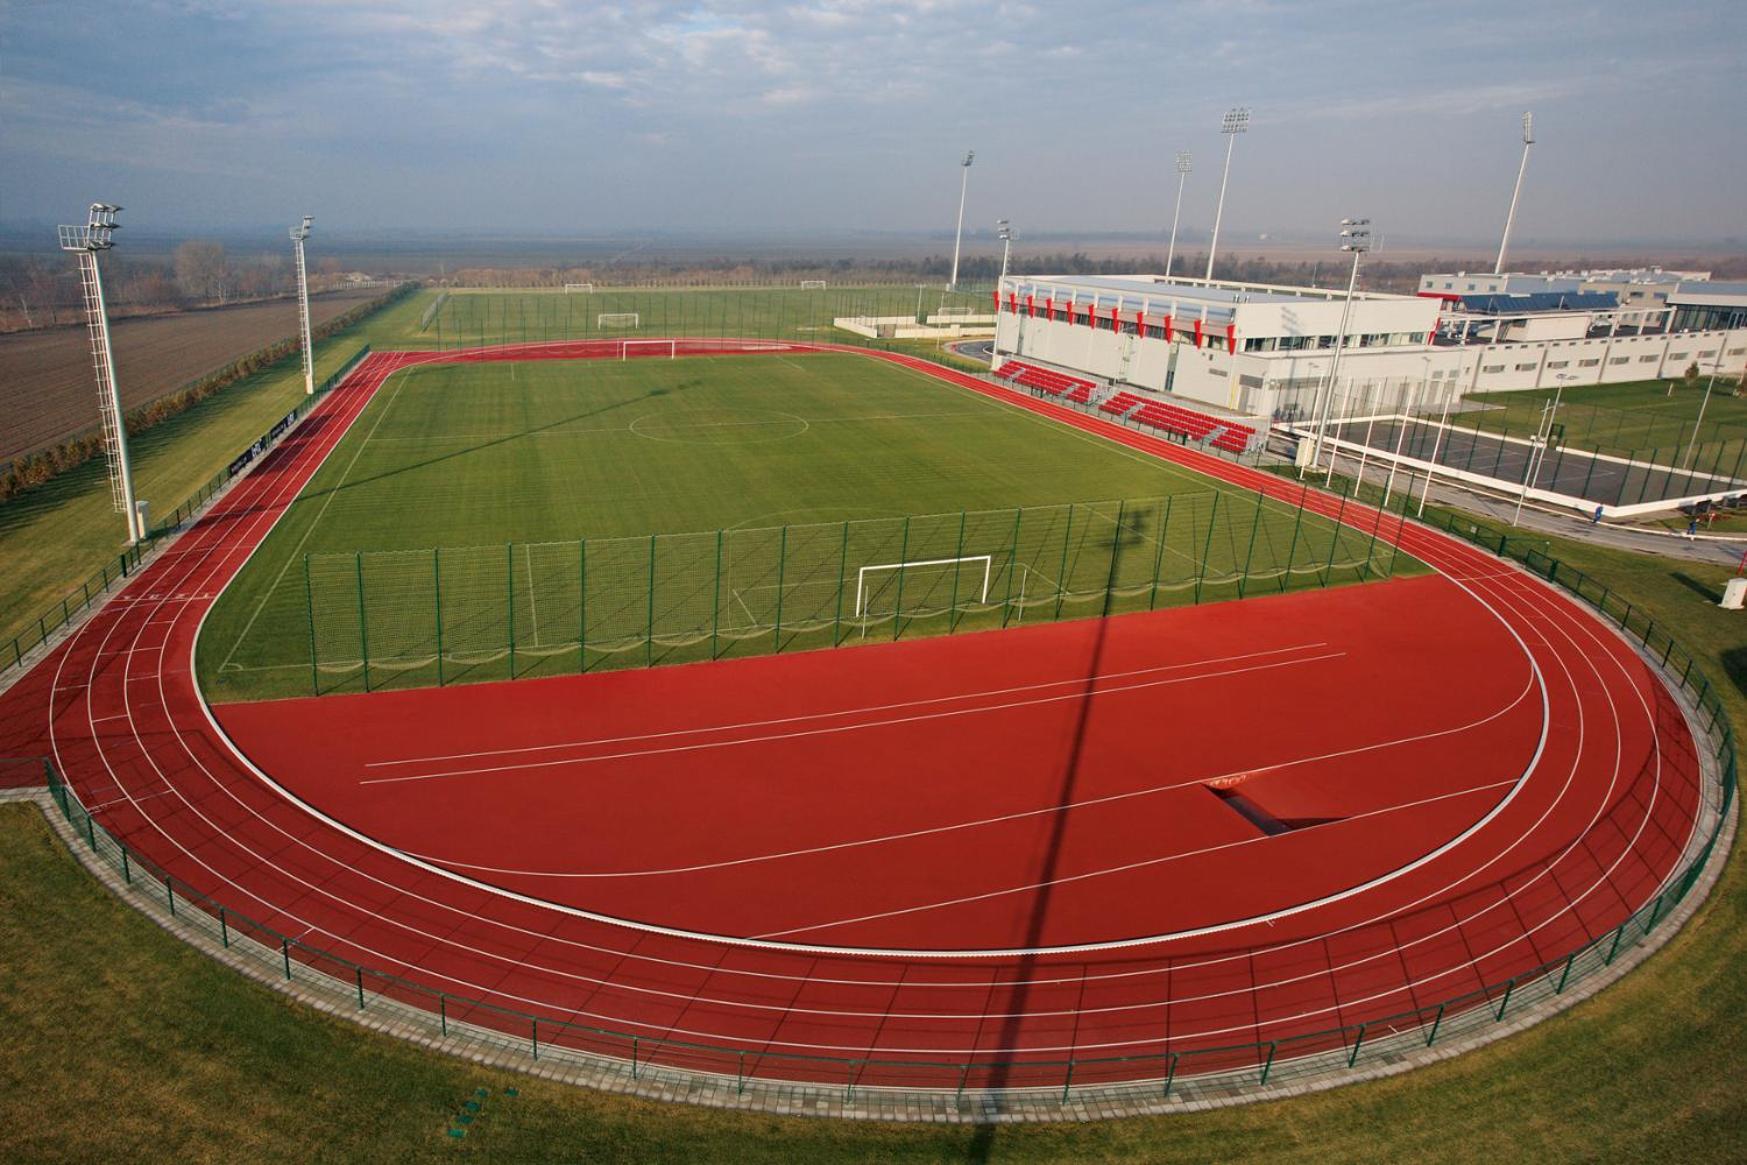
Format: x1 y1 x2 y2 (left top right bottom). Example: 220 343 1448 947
18 502 1736 1111
0 345 371 682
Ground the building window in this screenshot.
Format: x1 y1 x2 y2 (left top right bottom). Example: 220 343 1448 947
1580 358 1600 367
1640 355 1658 363
1483 364 1505 373
1610 357 1630 365
1208 366 1228 377
1238 374 1264 389
1516 362 1538 371
1547 361 1569 369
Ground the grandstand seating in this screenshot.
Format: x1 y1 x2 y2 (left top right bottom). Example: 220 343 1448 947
994 362 1260 453
993 360 1098 399
1099 391 1146 417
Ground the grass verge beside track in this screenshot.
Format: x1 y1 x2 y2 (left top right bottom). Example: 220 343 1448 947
2 522 1743 1160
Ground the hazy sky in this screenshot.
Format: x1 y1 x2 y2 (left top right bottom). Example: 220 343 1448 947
4 0 1744 249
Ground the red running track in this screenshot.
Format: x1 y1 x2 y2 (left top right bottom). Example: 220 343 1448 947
0 339 1706 1088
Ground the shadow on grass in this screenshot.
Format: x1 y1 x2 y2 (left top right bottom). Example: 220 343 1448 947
1671 572 1723 604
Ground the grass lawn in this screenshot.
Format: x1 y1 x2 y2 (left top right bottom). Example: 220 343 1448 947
390 285 995 349
200 351 1401 701
3 515 1744 1162
1464 376 1747 478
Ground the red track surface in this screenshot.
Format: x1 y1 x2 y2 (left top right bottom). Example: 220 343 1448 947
0 339 1706 1087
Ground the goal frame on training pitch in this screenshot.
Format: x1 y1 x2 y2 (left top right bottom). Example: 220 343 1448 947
854 555 992 617
598 311 640 328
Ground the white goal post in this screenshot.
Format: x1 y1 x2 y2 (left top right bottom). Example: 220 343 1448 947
622 339 677 360
598 312 640 328
564 283 595 293
799 280 829 290
855 555 992 616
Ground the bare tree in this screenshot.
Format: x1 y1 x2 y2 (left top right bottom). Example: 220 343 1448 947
174 240 231 304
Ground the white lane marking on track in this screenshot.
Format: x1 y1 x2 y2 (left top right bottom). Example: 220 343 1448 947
366 641 1331 768
51 344 1692 1055
360 650 1349 787
402 668 1534 880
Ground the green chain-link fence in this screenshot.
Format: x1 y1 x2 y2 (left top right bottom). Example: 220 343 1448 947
17 504 1735 1109
301 484 1402 695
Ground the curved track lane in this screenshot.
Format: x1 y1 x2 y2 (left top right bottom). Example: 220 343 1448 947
0 340 1705 1089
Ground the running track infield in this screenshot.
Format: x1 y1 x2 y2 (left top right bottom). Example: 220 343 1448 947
0 339 1708 1095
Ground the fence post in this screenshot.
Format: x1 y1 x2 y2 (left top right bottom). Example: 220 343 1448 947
891 516 912 640
772 525 788 651
579 539 589 672
1495 978 1516 1021
1424 1003 1444 1046
1321 485 1350 586
354 551 371 693
439 995 447 1037
506 542 517 679
1163 1051 1179 1098
1054 503 1077 619
1347 1022 1367 1067
1236 490 1265 598
1101 500 1127 617
1061 1059 1076 1103
1556 953 1575 993
532 1019 539 1060
1278 486 1308 593
120 844 130 884
645 534 657 667
1001 506 1024 626
304 556 320 696
356 967 366 1009
1259 1041 1277 1085
948 510 969 631
282 937 292 979
832 521 850 646
433 548 445 687
1149 495 1174 609
1195 492 1220 603
165 876 176 916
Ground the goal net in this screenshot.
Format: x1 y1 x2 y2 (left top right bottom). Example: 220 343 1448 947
564 283 595 293
597 312 639 328
622 339 677 360
855 555 992 617
799 280 828 290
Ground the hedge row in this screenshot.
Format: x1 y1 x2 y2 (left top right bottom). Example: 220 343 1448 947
0 283 416 503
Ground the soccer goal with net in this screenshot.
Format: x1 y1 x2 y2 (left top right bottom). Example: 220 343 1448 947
622 339 676 360
597 312 639 328
854 555 992 617
800 280 828 290
564 283 595 293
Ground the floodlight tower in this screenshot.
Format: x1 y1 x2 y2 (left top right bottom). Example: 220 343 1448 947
58 203 144 544
996 219 1015 283
1494 112 1534 275
1309 218 1371 480
948 150 975 290
290 215 315 394
1205 108 1248 282
1165 151 1192 278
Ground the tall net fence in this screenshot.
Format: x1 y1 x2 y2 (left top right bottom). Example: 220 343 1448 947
1278 374 1747 510
301 486 1402 695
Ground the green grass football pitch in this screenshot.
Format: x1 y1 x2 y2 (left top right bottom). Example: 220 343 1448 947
1460 377 1747 478
384 285 996 349
198 351 1411 702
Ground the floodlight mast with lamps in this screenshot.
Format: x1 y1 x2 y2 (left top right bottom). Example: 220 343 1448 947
1494 112 1534 275
948 150 975 291
290 215 315 395
991 219 1016 371
1165 151 1192 277
1205 108 1248 281
1308 219 1371 482
58 203 143 544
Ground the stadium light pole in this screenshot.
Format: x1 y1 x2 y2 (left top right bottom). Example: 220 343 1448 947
1494 112 1534 275
1205 109 1248 282
1165 151 1192 278
948 150 975 291
290 215 315 395
997 219 1015 283
1512 373 1568 526
1684 342 1729 470
59 203 144 545
1309 219 1370 482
